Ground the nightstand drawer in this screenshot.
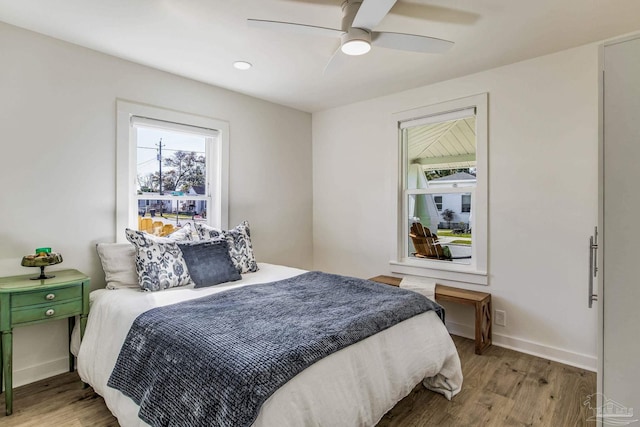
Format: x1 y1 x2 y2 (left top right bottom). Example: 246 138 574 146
11 285 81 308
11 299 82 325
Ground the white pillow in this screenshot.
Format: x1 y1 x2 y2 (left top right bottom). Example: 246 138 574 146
95 243 139 290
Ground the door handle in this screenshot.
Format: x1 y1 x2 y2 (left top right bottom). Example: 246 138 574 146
588 226 598 308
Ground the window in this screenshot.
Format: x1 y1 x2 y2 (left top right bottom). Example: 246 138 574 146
434 195 443 211
391 94 488 285
116 101 229 241
461 194 471 213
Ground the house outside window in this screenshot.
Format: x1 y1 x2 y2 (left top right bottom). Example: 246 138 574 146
391 93 488 285
116 101 229 241
428 173 476 228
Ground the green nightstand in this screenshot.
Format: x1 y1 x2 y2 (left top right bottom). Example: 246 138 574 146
0 269 90 416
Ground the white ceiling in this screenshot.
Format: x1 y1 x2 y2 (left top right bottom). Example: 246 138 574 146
1 0 639 112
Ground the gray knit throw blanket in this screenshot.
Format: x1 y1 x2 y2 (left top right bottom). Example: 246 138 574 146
107 271 444 427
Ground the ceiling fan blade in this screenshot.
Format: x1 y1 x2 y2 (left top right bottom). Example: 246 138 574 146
248 19 343 38
372 31 454 54
323 44 348 75
352 0 397 30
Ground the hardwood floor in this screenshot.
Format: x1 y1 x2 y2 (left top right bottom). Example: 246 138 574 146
0 336 595 426
378 336 596 426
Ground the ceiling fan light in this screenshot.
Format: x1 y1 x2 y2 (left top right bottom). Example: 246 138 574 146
341 39 371 56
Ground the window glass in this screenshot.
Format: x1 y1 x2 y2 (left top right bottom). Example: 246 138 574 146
461 194 471 213
434 196 443 211
403 113 476 266
135 126 210 234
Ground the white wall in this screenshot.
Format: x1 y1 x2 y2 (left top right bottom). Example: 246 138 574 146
313 44 599 369
0 22 312 386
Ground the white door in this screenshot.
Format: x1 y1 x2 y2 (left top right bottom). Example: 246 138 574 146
602 35 640 424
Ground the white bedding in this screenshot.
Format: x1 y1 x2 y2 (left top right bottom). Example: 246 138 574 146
77 263 463 427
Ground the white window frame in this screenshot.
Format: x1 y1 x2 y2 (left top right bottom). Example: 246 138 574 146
116 100 229 242
390 93 488 285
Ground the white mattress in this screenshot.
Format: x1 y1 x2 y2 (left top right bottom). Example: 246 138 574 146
77 263 463 426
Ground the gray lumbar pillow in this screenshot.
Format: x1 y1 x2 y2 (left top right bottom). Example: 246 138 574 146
178 239 241 288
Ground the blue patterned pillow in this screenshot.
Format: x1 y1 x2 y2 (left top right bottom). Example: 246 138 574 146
195 221 258 273
177 239 241 288
125 229 192 291
195 222 222 240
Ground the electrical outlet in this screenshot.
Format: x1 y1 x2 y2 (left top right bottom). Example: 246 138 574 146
495 309 506 326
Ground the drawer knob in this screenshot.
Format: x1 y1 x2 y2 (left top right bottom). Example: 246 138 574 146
46 293 56 300
45 309 55 316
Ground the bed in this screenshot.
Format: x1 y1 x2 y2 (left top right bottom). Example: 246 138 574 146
78 220 462 426
76 261 462 427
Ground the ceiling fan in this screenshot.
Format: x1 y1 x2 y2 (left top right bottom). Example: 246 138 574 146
248 0 454 72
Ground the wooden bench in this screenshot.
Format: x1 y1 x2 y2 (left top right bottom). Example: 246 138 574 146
369 275 492 355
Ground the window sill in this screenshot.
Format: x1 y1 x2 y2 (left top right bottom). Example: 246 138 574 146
389 259 488 285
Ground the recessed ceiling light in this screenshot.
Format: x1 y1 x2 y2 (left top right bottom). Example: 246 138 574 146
233 61 252 70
